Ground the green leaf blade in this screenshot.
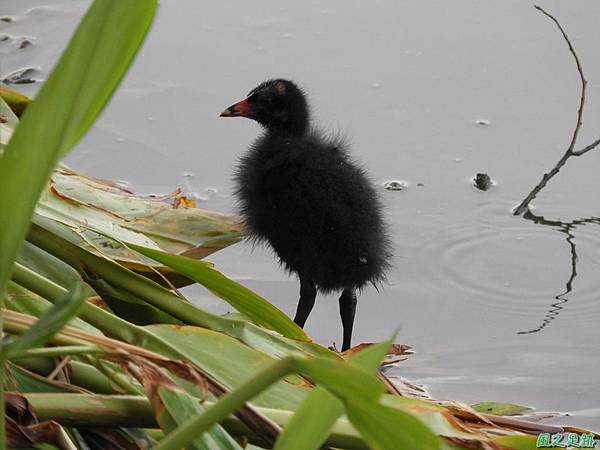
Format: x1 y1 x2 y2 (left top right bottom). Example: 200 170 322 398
274 339 393 450
347 399 441 450
4 282 89 357
158 388 243 450
0 0 157 300
128 244 309 341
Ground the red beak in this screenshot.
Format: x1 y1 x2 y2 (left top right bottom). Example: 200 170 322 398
219 98 251 117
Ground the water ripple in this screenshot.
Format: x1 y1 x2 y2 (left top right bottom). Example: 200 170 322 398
413 202 600 327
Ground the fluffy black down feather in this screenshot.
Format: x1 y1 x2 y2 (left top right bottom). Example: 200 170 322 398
235 130 391 293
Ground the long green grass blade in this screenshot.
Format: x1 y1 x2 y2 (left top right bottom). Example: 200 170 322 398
0 0 157 299
144 325 308 411
11 256 311 410
127 244 309 341
273 340 393 450
4 282 89 357
153 358 294 450
6 278 101 335
291 355 385 402
346 399 441 450
27 221 307 358
17 241 81 290
158 388 244 450
84 276 182 326
154 353 388 450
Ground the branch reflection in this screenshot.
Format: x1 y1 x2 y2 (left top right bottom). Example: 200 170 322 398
518 209 600 334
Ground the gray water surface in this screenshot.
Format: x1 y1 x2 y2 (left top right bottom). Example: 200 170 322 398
3 0 600 428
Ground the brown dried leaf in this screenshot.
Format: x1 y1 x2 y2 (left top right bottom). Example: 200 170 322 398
173 190 196 209
6 393 76 450
87 294 109 308
445 403 565 435
77 428 151 450
6 392 37 425
117 352 280 446
342 342 413 358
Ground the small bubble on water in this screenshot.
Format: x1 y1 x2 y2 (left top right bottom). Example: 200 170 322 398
147 116 154 121
370 82 382 89
280 33 292 38
204 187 218 195
475 119 491 126
383 180 406 191
183 173 195 178
454 157 463 163
255 45 264 51
117 138 126 143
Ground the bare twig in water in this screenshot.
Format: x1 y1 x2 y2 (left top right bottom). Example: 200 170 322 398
513 5 600 216
518 211 600 334
518 212 575 334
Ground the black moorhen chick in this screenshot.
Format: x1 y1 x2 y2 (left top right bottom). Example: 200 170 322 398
220 79 390 351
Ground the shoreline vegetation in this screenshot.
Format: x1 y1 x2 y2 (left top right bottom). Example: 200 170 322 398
0 2 597 449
